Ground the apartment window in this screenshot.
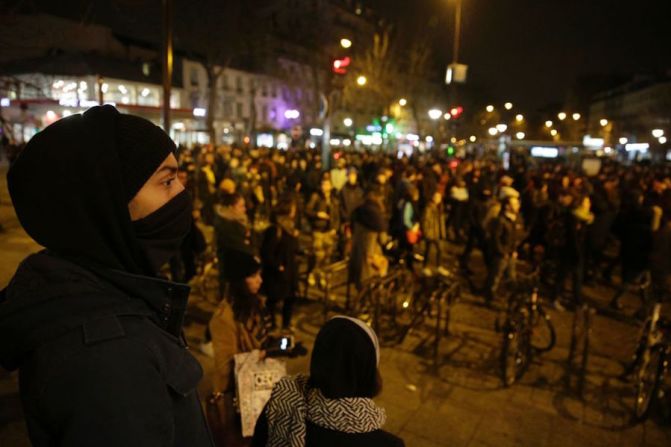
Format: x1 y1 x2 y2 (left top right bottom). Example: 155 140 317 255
190 67 199 87
236 76 243 93
221 74 229 90
222 100 233 117
261 82 267 97
236 102 243 118
271 84 277 98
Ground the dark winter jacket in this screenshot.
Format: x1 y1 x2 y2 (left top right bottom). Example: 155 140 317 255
306 192 340 232
340 183 365 223
260 219 300 300
0 251 214 447
488 213 525 258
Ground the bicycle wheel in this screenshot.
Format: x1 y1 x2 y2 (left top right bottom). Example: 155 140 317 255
634 345 665 421
501 316 531 387
531 307 556 353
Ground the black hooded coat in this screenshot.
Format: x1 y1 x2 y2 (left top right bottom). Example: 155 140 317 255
0 106 214 446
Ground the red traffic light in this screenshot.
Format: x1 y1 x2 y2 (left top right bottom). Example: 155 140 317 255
332 56 351 75
450 106 464 118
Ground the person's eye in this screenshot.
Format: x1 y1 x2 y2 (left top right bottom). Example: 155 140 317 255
163 177 176 187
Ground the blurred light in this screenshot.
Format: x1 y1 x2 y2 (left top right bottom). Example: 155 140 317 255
224 128 230 134
309 142 316 149
469 135 477 142
428 109 443 120
443 113 452 120
121 96 130 104
486 105 494 113
340 38 352 48
356 75 367 86
496 124 507 132
619 137 628 145
558 112 567 121
660 136 668 144
531 147 559 158
625 143 649 151
310 128 324 136
545 120 553 128
101 83 109 93
343 139 351 146
583 136 604 148
330 138 341 145
550 129 558 136
78 81 87 91
488 127 498 136
284 109 300 119
53 80 64 88
173 122 185 130
652 129 665 138
332 56 351 74
572 113 581 120
141 88 150 97
450 106 464 118
193 107 206 117
600 118 609 127
399 98 407 106
604 146 613 154
385 123 394 133
451 137 457 143
406 133 420 141
402 301 409 309
62 110 72 117
46 110 56 120
0 98 9 107
343 117 353 127
515 114 524 122
118 84 128 94
504 102 513 110
516 132 525 140
426 136 434 143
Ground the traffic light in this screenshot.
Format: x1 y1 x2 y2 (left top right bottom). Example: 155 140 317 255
332 56 351 75
449 106 464 119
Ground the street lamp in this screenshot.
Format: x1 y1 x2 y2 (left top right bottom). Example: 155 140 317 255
496 124 508 133
600 118 609 127
515 114 524 122
619 137 628 145
652 129 665 138
428 109 443 120
572 113 581 121
340 38 352 49
488 127 498 136
545 120 553 128
659 136 667 144
343 117 353 127
399 98 407 106
516 132 525 140
469 135 477 142
486 105 494 113
443 113 452 120
504 102 513 110
550 129 558 137
558 112 567 121
356 75 367 86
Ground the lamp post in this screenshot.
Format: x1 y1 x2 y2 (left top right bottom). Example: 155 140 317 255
162 0 173 132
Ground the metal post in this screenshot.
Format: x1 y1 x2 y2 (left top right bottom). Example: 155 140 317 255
453 0 462 64
162 0 174 131
97 75 104 105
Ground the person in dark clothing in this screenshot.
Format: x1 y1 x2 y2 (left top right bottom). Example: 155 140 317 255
252 316 404 447
460 188 493 273
214 191 253 296
0 105 214 446
339 168 365 257
349 190 389 290
261 198 300 331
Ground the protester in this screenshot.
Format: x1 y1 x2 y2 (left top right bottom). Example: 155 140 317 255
252 316 404 447
349 190 389 289
0 106 213 446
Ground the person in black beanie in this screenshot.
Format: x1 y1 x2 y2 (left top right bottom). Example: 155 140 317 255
0 105 214 446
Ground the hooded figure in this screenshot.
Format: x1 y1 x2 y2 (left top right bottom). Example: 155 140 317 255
0 106 214 446
252 317 404 447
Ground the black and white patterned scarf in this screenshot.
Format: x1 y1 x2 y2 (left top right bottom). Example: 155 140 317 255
265 374 386 447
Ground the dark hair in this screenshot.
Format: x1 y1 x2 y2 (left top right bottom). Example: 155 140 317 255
228 278 261 323
220 192 243 207
273 197 295 218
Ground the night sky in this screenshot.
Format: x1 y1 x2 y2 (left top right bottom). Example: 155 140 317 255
5 0 671 113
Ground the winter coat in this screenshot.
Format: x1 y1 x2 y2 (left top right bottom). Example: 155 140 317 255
0 251 214 447
349 200 388 288
421 202 446 241
340 183 365 223
261 219 300 300
488 213 525 258
306 192 340 232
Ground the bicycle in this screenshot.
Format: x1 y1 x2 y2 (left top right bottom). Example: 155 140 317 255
625 303 671 421
565 303 595 398
499 270 557 387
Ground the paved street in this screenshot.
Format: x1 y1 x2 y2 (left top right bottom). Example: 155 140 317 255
1 163 670 446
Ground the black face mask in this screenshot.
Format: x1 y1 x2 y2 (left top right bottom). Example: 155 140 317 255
132 189 193 275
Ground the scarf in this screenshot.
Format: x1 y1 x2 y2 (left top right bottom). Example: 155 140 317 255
266 374 386 447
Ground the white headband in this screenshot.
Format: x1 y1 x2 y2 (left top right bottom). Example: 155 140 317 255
330 315 380 366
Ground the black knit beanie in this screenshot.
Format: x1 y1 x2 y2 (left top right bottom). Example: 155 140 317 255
115 113 176 202
225 250 261 281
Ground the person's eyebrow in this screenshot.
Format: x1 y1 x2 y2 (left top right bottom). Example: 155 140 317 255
156 166 178 176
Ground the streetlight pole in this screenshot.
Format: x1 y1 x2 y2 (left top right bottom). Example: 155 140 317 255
162 0 173 132
453 0 462 65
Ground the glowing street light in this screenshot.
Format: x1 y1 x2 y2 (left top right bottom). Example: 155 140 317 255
488 127 498 136
572 113 581 121
444 113 452 120
652 129 665 138
399 98 407 106
428 109 443 120
516 132 525 140
515 114 524 122
343 117 353 127
619 137 628 145
496 124 508 133
659 136 667 144
356 75 367 86
558 112 567 121
340 38 352 49
600 118 609 127
545 120 553 128
504 102 513 110
469 135 477 142
486 105 494 113
550 129 558 137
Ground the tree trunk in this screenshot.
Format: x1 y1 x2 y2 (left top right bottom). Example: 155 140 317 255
248 80 257 144
205 65 222 145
